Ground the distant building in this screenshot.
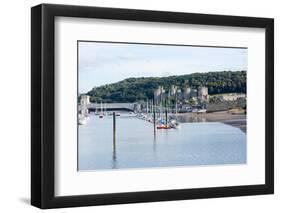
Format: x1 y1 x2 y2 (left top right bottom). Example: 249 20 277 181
153 86 161 100
80 95 90 116
153 85 210 104
80 95 90 105
217 93 246 101
198 86 209 101
176 89 182 99
207 93 247 112
190 88 198 98
134 103 142 112
171 85 178 96
183 87 191 99
154 86 165 104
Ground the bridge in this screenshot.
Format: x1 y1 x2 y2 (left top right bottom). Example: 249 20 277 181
79 103 137 112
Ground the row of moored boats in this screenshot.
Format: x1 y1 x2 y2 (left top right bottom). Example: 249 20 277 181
137 113 181 129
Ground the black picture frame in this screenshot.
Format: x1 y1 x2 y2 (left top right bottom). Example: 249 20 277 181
31 3 274 209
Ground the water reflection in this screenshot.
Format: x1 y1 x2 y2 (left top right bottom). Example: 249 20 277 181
152 134 157 160
79 112 246 171
111 140 117 169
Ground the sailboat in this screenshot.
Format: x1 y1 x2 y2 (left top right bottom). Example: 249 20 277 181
95 103 99 115
78 114 88 125
104 103 107 116
99 102 104 118
170 119 181 129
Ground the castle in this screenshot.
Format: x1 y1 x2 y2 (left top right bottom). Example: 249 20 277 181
154 85 209 104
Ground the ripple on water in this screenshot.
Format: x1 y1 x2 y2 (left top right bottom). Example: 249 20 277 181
78 114 246 171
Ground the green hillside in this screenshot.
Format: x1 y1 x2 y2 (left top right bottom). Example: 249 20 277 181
86 71 246 103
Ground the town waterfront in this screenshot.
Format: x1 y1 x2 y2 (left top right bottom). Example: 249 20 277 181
78 41 248 171
78 112 246 171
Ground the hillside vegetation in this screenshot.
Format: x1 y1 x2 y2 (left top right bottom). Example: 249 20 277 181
86 71 246 103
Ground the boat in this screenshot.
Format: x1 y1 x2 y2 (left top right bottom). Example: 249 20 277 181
99 102 104 118
171 122 181 129
78 114 88 125
156 124 171 129
156 119 172 129
170 119 181 129
197 109 207 113
147 117 153 122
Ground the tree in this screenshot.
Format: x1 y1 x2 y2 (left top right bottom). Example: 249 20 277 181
85 71 246 103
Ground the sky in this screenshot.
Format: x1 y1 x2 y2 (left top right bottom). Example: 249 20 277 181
78 41 247 93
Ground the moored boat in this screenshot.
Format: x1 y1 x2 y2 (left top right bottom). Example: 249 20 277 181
170 119 181 129
157 124 171 129
78 115 88 125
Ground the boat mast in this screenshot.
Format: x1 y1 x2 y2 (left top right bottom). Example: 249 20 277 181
146 100 148 115
175 93 178 114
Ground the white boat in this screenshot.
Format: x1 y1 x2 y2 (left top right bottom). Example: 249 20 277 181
78 115 88 125
197 109 207 113
99 102 104 118
170 119 181 129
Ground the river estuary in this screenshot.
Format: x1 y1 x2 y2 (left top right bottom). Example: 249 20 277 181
78 112 246 171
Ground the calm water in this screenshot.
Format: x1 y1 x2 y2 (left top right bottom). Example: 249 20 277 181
78 113 246 171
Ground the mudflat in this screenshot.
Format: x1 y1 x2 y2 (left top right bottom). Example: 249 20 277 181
175 111 246 133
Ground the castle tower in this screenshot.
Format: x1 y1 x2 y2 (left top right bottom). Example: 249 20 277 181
183 87 191 99
171 85 177 96
154 86 165 104
198 86 208 101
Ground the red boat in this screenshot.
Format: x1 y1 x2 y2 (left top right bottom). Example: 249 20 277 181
156 124 171 129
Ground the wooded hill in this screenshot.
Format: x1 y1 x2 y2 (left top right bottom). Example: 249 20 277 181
86 71 246 103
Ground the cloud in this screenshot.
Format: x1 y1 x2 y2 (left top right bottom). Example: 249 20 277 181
78 42 247 92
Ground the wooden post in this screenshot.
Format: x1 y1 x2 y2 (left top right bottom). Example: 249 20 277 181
153 98 156 136
175 93 178 114
113 112 116 155
165 100 168 126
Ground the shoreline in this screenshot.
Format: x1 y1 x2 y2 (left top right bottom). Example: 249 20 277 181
174 111 246 133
